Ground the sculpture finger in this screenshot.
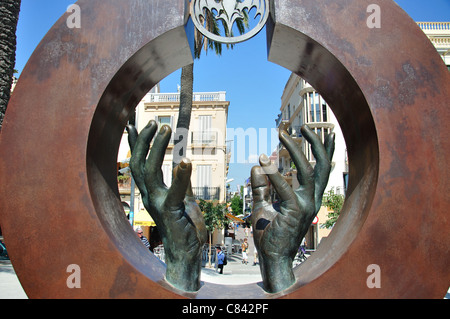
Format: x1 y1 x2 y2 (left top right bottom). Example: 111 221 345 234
251 164 271 208
300 125 330 169
129 121 157 169
126 124 138 153
166 158 192 212
301 125 334 211
145 125 172 195
128 121 158 197
279 127 314 190
259 154 297 211
324 132 336 162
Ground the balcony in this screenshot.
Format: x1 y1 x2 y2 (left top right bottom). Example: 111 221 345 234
146 91 227 103
193 187 221 201
417 22 450 36
417 22 450 52
275 113 283 127
191 131 218 147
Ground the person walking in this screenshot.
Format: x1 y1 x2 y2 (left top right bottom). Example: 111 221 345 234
241 238 249 265
244 226 249 238
216 246 225 274
253 246 258 266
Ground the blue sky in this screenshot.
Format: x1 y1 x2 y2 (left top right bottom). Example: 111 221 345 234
14 0 449 191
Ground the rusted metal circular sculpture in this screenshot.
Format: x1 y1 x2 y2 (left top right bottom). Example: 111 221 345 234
0 0 449 298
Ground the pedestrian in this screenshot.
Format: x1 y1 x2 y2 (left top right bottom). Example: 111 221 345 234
301 238 307 253
241 238 249 265
216 246 225 274
136 227 150 249
244 226 249 238
253 246 258 266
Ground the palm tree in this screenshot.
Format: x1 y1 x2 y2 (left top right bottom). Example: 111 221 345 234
0 0 21 131
172 6 248 168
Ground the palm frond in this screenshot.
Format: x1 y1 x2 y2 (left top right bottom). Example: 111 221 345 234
194 5 251 59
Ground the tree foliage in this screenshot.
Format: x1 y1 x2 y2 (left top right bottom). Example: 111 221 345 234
230 194 243 215
322 189 345 229
0 0 21 131
198 199 226 232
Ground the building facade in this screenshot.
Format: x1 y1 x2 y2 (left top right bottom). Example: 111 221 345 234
118 87 230 227
417 22 450 70
274 74 348 249
276 74 348 195
269 21 449 250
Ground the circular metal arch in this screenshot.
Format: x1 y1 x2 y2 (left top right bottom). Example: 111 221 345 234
0 0 449 299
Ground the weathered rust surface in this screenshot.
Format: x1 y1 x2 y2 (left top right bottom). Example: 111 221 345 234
0 0 448 299
0 0 194 299
267 0 450 298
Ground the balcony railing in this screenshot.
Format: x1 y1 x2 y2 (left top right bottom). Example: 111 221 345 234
417 22 450 33
191 131 218 146
193 187 221 201
147 92 226 103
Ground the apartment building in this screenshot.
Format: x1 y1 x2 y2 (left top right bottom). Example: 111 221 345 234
273 74 348 249
276 74 348 194
118 86 230 229
269 21 449 250
417 22 450 69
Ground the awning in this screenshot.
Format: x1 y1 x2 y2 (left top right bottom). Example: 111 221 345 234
226 213 245 223
134 209 156 227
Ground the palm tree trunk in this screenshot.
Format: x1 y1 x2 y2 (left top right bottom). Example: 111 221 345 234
173 63 194 169
0 0 21 131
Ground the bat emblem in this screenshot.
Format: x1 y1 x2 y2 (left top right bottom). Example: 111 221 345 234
191 0 270 44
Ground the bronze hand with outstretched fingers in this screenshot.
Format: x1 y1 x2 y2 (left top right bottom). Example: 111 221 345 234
251 124 335 293
126 121 207 292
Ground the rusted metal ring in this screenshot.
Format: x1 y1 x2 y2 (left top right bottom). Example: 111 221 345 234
0 0 448 298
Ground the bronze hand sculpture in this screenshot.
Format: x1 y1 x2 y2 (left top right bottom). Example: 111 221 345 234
126 120 207 292
251 124 335 293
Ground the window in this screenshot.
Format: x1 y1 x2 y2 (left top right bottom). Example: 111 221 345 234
315 94 321 122
322 103 328 122
306 92 330 123
323 128 330 142
157 116 171 126
156 116 173 143
197 164 212 187
308 92 321 122
309 92 314 122
194 165 219 200
198 115 212 144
